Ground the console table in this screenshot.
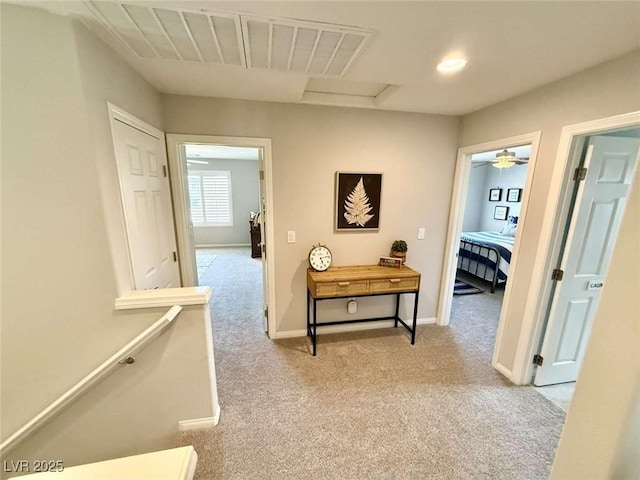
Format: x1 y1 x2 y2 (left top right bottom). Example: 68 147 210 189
306 265 421 356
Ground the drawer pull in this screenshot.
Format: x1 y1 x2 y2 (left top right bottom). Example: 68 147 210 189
337 282 351 286
390 279 401 283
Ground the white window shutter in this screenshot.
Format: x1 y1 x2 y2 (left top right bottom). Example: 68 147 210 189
187 170 233 226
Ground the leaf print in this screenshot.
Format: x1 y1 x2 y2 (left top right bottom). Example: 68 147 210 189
344 177 374 227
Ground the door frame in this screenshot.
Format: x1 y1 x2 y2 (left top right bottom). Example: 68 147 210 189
436 131 542 379
511 111 640 385
165 134 277 339
437 131 541 327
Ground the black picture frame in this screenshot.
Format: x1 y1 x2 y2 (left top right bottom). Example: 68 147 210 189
494 206 509 221
489 188 502 202
335 172 382 231
507 188 522 202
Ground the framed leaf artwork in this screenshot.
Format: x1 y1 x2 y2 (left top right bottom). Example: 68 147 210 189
335 172 382 231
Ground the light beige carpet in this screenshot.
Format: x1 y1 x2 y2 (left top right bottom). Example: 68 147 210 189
179 249 564 479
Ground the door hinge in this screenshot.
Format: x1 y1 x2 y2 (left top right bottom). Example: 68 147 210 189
533 354 544 366
259 170 265 181
551 268 564 281
573 167 587 181
264 307 268 318
172 251 177 262
162 165 168 177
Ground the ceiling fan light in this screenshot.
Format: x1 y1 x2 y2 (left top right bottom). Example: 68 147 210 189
492 159 515 169
492 149 517 168
496 149 516 160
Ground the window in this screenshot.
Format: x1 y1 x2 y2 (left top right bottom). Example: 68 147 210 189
187 170 233 226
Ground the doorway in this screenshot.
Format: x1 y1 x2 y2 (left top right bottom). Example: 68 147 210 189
532 128 639 388
491 111 640 388
437 132 542 379
166 134 276 338
449 144 532 348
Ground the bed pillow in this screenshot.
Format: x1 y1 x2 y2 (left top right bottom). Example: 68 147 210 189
501 223 517 237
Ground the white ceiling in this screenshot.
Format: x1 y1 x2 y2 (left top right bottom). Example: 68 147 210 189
39 1 640 115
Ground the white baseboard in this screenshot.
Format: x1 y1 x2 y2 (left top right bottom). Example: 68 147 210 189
273 317 436 339
178 405 220 431
195 244 250 248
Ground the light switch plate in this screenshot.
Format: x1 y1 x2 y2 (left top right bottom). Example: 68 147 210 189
287 231 296 243
417 227 425 240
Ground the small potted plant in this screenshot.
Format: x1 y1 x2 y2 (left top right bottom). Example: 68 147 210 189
390 240 408 264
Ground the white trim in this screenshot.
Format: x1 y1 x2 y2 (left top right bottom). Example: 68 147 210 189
435 131 542 384
166 134 277 339
493 361 513 380
273 317 436 339
107 102 163 139
437 131 541 325
511 111 640 385
184 446 199 480
178 412 220 431
115 287 211 310
195 243 251 248
0 306 182 455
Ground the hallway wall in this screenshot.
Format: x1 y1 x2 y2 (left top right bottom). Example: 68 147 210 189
1 4 216 469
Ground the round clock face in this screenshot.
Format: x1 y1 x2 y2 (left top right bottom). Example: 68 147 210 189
309 245 332 272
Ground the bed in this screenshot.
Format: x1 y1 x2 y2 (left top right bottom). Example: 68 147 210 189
457 225 516 293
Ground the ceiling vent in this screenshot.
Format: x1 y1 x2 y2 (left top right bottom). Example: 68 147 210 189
84 2 373 76
241 15 372 76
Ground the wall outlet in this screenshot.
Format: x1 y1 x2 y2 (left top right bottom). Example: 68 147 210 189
287 231 296 243
347 299 357 314
417 227 425 240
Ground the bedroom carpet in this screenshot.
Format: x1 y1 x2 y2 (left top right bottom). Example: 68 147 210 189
196 251 218 280
179 248 565 480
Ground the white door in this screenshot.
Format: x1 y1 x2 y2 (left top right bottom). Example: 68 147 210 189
112 120 181 290
534 135 640 386
258 151 269 333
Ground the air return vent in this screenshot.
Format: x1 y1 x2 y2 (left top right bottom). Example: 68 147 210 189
87 1 245 65
85 2 373 75
241 15 372 75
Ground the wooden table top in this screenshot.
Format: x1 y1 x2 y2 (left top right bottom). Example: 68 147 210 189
307 264 420 283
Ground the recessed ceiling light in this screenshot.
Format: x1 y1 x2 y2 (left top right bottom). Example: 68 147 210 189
437 57 468 73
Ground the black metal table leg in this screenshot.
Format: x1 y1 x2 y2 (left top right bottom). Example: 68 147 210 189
411 291 419 344
312 297 317 356
394 293 400 327
306 289 310 337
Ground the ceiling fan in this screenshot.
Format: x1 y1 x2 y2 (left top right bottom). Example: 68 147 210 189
474 149 529 169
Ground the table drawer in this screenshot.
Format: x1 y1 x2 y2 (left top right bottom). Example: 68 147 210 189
315 281 369 297
369 277 419 293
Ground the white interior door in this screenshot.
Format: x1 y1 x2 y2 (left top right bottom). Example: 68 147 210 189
534 135 640 386
112 119 180 290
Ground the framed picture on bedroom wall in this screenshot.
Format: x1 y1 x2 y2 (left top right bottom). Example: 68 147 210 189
507 188 522 202
489 188 502 201
494 206 509 220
